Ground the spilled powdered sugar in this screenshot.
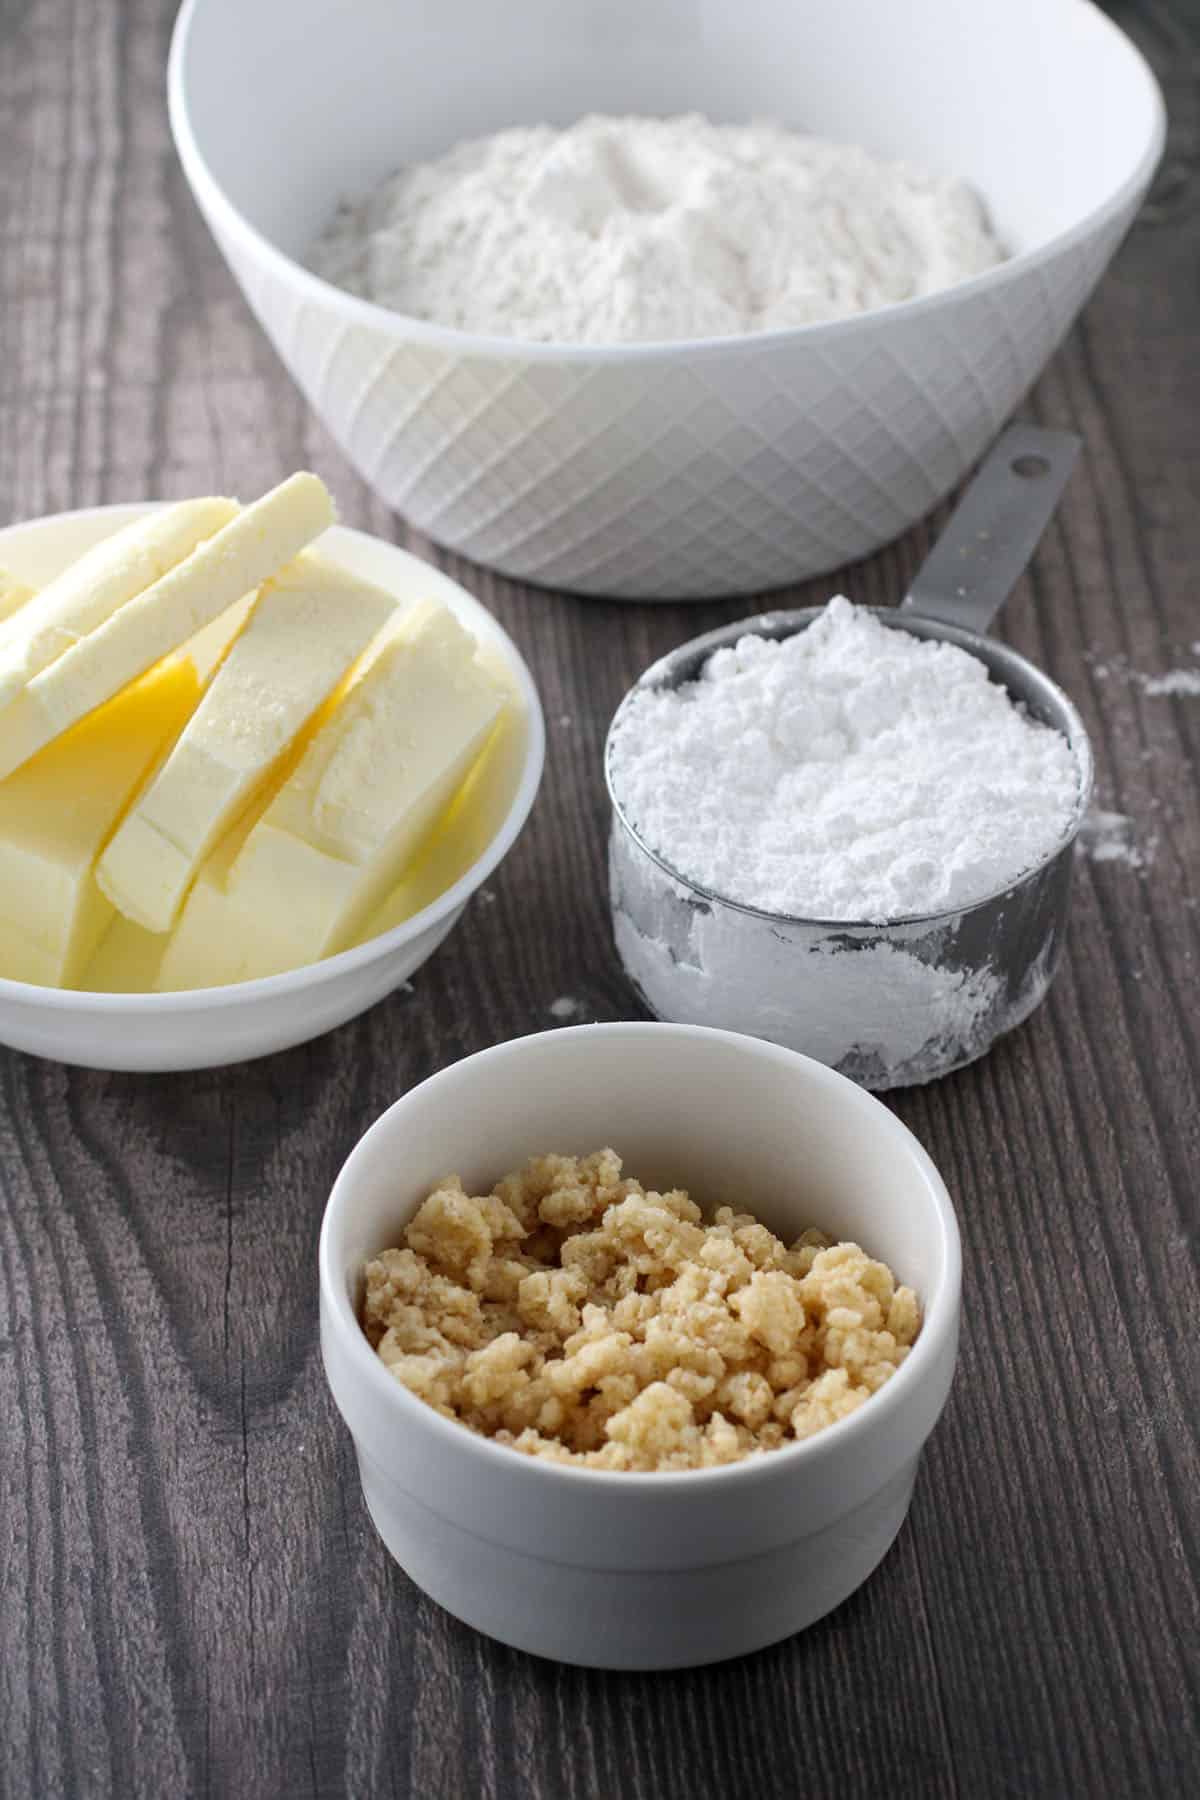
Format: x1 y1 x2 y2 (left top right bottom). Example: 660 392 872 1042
1141 669 1200 697
1086 647 1200 698
1077 809 1155 871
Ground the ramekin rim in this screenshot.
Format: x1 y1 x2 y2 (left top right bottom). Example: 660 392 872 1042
318 1021 963 1493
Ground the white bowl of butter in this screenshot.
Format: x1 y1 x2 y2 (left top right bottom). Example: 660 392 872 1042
0 503 544 1071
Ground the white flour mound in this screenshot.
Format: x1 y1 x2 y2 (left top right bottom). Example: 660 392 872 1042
309 113 1005 343
609 598 1082 923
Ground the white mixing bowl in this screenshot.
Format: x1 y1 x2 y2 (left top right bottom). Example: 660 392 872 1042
169 0 1163 599
0 506 544 1072
320 1023 961 1669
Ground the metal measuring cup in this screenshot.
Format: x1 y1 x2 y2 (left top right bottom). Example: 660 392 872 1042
605 425 1093 1089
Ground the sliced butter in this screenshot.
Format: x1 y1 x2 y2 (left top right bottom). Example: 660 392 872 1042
0 565 37 626
97 551 396 932
79 915 168 994
362 699 524 939
157 604 507 989
0 472 334 783
0 498 237 708
0 655 201 989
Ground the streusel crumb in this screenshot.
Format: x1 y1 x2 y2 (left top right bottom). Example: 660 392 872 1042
363 1150 919 1471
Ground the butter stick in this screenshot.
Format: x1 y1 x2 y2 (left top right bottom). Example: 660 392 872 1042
0 655 202 988
0 473 335 783
97 550 395 933
0 564 37 626
157 603 507 988
0 498 237 709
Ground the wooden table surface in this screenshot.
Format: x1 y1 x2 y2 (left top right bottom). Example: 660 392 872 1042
1 2 1197 1795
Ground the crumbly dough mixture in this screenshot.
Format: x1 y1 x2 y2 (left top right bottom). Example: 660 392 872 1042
363 1150 920 1471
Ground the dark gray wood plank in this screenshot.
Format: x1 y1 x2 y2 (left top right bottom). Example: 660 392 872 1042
0 1 1196 1796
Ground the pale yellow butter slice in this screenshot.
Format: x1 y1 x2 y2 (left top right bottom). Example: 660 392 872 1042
0 472 334 783
157 604 507 989
362 699 524 939
97 550 396 933
0 655 201 989
79 914 168 994
0 565 37 625
0 498 237 708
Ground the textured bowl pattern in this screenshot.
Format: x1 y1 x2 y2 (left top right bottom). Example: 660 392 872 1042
217 218 1128 598
171 0 1165 599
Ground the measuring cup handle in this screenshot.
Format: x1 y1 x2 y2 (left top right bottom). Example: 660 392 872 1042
902 424 1081 635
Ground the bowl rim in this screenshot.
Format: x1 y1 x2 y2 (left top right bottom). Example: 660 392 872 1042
0 506 546 1015
318 1021 963 1491
604 603 1096 931
168 0 1165 362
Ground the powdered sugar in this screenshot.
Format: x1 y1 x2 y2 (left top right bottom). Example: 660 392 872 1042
1141 669 1200 697
308 114 1005 345
608 598 1082 923
1077 809 1154 870
1084 648 1200 697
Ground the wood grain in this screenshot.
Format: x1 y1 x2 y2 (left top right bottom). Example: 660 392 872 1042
1 1 1197 1795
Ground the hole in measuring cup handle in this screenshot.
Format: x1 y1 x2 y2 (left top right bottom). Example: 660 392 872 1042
1010 454 1052 480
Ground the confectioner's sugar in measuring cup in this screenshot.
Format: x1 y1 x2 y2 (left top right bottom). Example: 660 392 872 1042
609 598 1080 922
607 598 1083 1088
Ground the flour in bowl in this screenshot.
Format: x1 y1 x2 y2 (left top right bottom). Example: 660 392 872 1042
308 114 1005 344
608 598 1081 922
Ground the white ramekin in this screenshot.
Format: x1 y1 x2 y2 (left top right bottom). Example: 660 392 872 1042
319 1023 961 1668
